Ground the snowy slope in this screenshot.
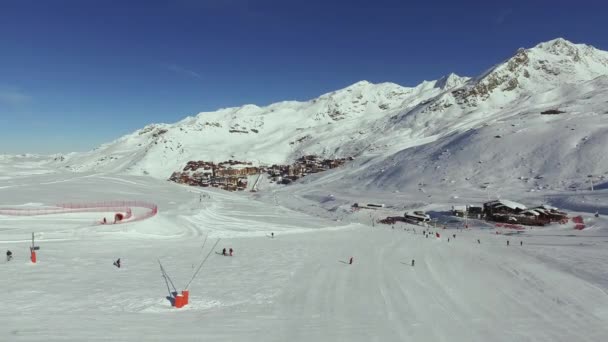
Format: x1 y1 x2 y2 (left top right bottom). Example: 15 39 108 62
1 171 608 341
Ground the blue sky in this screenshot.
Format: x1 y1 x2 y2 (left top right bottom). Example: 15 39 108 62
1 0 607 154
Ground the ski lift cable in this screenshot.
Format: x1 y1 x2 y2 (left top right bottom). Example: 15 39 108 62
200 234 208 253
185 238 220 291
159 261 173 298
158 259 178 294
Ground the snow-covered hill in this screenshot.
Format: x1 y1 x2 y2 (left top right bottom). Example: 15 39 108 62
52 38 608 192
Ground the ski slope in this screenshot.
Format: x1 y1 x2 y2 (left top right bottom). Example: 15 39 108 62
1 170 607 341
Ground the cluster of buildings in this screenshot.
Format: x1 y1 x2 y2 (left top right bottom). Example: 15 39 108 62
267 155 353 184
376 199 568 228
452 199 568 226
169 160 256 191
169 155 353 191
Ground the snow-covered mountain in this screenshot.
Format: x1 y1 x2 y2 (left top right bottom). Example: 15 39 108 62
56 76 468 177
53 38 608 192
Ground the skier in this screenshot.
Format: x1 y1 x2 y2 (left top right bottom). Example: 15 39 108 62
411 259 415 267
113 258 121 268
520 241 523 246
507 240 510 246
477 239 481 244
222 248 227 256
448 238 450 242
6 250 12 262
229 248 233 256
595 211 599 218
453 234 456 239
349 256 353 265
271 232 274 238
102 217 107 224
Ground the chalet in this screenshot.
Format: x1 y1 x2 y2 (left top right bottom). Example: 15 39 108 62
528 205 568 223
482 200 568 226
484 199 527 215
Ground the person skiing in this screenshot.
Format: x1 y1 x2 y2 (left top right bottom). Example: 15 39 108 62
507 240 510 246
271 232 274 238
448 238 450 242
349 256 353 265
222 248 227 256
453 234 456 239
102 217 107 224
520 241 523 246
411 259 415 267
229 248 233 256
477 239 481 244
6 250 12 262
113 258 121 268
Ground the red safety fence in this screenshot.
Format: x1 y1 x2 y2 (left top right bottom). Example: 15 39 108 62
0 201 158 224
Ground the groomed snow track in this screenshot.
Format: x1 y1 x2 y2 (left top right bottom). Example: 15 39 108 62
0 201 158 224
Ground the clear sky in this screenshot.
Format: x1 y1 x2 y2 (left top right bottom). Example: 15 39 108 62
1 0 607 154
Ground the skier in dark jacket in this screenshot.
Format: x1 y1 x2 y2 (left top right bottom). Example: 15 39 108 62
222 248 227 256
411 259 415 267
113 258 121 268
6 250 12 262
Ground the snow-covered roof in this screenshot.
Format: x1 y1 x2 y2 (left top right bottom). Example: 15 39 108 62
488 199 527 210
524 210 540 216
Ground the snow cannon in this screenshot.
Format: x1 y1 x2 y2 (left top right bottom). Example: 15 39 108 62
174 293 185 308
181 290 189 306
173 290 189 308
30 232 40 264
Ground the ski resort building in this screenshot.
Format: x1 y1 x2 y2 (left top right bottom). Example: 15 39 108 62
482 200 568 226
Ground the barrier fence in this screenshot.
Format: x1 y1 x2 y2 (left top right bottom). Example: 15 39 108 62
0 201 158 224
